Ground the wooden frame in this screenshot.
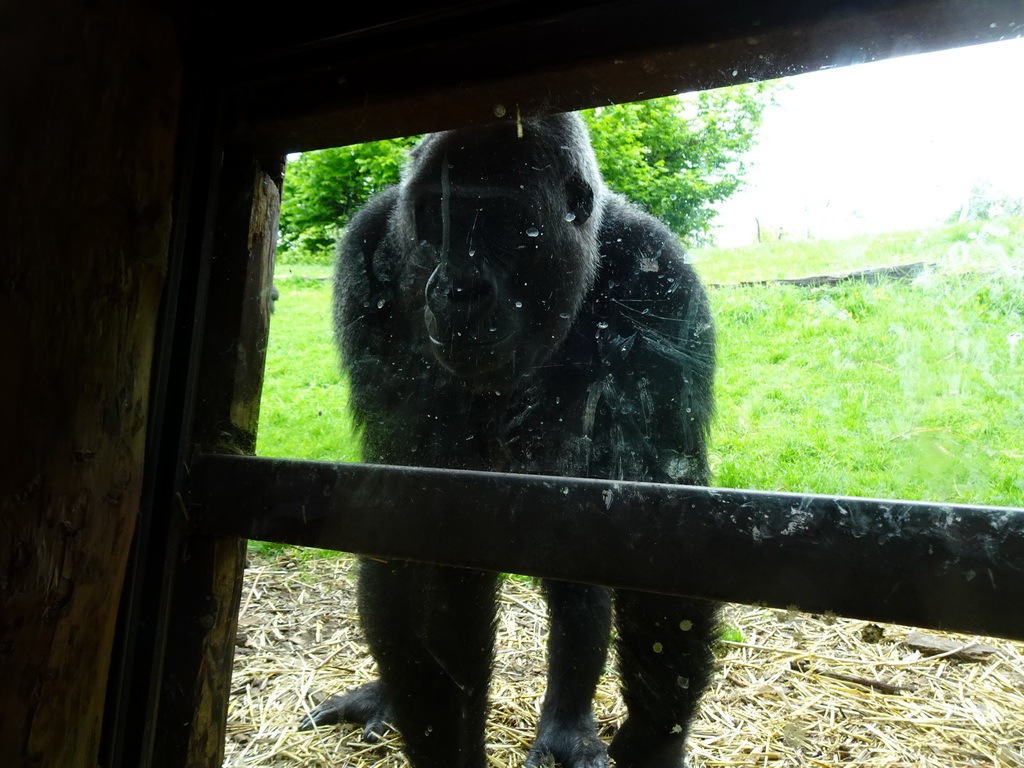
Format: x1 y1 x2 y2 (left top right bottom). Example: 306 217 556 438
103 2 1024 766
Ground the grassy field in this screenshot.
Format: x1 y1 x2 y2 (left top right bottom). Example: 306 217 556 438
258 277 362 463
258 217 1024 507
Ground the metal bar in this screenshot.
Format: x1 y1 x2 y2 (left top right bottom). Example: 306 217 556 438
188 453 1024 640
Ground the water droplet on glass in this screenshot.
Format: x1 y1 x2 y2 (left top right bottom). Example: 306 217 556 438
559 312 571 319
377 299 385 309
468 248 476 257
488 326 498 333
526 227 540 237
597 321 609 329
515 301 523 308
564 212 576 222
669 194 677 201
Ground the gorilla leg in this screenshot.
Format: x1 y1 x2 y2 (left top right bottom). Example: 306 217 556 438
609 592 719 768
526 580 612 768
369 561 498 768
298 678 392 741
312 560 498 768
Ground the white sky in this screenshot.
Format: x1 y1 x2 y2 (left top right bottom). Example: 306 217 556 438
710 36 1024 246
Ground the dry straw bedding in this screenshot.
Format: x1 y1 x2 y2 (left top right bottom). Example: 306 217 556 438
225 553 1024 768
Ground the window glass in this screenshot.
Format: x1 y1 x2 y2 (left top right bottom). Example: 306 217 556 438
233 38 1024 768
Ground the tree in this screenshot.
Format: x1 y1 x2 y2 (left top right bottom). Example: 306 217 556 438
582 81 779 245
278 136 419 263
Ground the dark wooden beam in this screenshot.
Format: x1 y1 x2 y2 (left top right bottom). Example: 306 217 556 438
188 455 1024 642
225 0 1024 153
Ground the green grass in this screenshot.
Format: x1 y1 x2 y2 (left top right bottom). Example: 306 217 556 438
705 276 1023 504
257 217 1024 509
693 217 1024 506
274 264 333 279
256 278 361 462
690 216 1024 285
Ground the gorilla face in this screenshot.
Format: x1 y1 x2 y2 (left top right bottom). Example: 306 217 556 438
400 124 601 391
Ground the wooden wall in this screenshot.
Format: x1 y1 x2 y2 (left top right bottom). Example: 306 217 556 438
0 2 181 765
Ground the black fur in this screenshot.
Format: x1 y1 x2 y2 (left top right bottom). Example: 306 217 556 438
300 113 718 768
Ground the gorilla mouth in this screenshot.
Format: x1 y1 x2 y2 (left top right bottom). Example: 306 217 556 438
427 331 516 378
427 332 511 349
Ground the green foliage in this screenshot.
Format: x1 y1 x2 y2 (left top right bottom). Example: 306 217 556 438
581 82 780 244
277 136 419 263
718 622 747 644
247 540 290 557
246 540 352 561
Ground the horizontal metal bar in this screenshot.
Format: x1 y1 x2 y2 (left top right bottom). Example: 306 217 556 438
187 453 1024 640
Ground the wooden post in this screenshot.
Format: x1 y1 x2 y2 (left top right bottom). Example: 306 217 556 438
0 3 180 766
151 150 282 768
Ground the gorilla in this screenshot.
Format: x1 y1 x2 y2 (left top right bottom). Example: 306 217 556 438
300 112 718 768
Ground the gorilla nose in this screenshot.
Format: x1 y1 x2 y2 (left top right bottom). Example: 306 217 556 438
425 264 496 325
